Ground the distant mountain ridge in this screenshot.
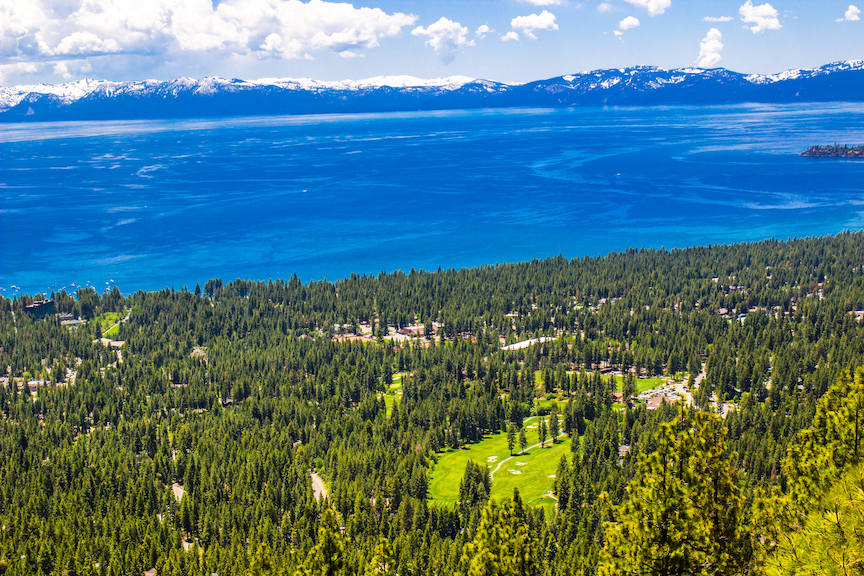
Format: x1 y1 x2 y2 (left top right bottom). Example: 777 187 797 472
2 60 862 122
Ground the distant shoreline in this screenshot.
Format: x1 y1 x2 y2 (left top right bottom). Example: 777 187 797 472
800 144 864 158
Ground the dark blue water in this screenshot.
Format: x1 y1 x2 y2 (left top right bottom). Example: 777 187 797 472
2 103 863 296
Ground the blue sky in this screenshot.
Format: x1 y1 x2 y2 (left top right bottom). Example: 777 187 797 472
1 0 861 85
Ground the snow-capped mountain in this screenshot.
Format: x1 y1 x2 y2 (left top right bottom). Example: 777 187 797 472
745 59 864 84
1 60 861 122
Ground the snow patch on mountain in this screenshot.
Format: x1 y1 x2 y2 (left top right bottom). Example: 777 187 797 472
0 78 115 111
1 60 861 116
0 75 493 112
745 60 864 84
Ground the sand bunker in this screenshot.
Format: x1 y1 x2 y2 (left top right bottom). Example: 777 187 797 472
508 469 522 475
515 461 526 466
487 456 498 463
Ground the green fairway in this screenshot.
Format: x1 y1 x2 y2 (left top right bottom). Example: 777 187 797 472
555 371 667 396
381 372 408 416
611 375 665 393
429 416 570 515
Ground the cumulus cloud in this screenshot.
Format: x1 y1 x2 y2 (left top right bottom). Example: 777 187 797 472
837 5 861 21
598 2 613 12
54 31 121 55
501 31 520 41
412 17 473 64
475 24 491 38
703 16 734 22
739 1 781 33
53 61 71 78
624 0 671 16
618 16 641 30
1 0 418 65
696 28 722 67
0 61 39 84
510 10 559 39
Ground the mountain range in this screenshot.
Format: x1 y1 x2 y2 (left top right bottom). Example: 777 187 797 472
1 60 862 122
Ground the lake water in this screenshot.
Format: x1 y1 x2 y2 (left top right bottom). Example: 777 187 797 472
2 103 863 296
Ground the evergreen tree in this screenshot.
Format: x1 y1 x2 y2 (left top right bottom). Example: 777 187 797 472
599 406 748 576
539 417 547 448
549 404 559 442
364 538 397 576
457 490 539 576
622 371 637 407
297 509 354 576
754 368 864 575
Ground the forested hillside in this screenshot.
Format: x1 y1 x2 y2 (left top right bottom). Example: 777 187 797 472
2 232 864 575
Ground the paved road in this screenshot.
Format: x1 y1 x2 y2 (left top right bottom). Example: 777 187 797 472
311 472 328 500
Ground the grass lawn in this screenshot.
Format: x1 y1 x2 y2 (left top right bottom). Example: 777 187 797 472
429 415 571 515
381 372 408 416
554 371 667 396
95 309 127 338
611 375 665 393
534 398 562 413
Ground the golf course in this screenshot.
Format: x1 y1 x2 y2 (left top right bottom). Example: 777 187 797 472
429 415 571 515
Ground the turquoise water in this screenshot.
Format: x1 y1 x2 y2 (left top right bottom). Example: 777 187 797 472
1 103 863 296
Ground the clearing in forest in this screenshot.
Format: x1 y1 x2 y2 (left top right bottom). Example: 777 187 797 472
381 372 409 416
429 415 571 515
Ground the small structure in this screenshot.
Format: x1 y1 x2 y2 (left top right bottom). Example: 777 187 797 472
618 444 632 466
60 313 86 328
95 338 124 349
24 299 55 319
646 396 667 410
399 325 425 337
500 337 552 352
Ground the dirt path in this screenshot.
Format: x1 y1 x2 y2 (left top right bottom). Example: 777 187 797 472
488 433 566 483
101 311 130 338
311 472 328 500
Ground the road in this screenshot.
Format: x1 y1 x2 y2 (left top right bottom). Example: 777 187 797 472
311 472 328 500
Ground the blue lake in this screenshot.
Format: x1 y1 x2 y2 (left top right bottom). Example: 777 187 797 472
2 103 863 296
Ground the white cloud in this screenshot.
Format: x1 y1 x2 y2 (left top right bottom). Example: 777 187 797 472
0 0 48 59
623 0 671 16
613 30 623 36
1 0 418 65
598 2 613 12
703 16 734 22
521 0 564 4
53 31 121 55
696 28 722 67
0 61 39 84
53 61 71 78
618 16 641 30
511 10 559 39
412 17 473 64
475 24 491 38
837 5 861 21
501 31 520 41
739 1 781 33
